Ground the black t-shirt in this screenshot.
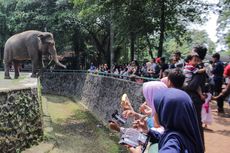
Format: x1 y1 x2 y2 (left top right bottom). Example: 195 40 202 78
160 63 169 72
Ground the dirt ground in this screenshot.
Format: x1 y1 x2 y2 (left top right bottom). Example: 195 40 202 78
204 101 230 153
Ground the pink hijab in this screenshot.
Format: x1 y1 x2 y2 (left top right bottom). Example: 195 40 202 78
143 81 167 115
161 77 169 86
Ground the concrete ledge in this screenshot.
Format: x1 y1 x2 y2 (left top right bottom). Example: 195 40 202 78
22 142 55 153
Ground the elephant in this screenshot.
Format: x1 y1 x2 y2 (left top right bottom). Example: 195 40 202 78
3 30 66 79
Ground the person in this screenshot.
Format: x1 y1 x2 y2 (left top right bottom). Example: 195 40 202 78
201 85 213 128
160 69 170 86
122 81 167 125
89 63 96 73
122 81 168 152
183 53 206 101
184 45 207 148
169 56 177 69
174 51 184 68
167 68 185 89
212 53 224 113
213 64 230 106
159 57 169 79
146 62 155 77
128 88 204 153
151 58 160 78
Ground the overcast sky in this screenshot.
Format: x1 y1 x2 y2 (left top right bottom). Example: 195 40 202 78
191 0 220 50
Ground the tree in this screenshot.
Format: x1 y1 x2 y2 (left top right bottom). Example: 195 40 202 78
164 29 216 59
217 0 230 51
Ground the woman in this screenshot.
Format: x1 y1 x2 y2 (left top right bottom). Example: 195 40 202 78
129 88 204 153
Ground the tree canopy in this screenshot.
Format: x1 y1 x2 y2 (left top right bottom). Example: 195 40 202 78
0 0 218 68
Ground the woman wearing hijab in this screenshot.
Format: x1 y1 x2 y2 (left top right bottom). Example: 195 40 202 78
122 81 167 152
129 88 204 153
122 81 167 123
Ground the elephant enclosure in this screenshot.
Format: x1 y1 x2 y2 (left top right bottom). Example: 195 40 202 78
42 95 126 153
0 71 230 153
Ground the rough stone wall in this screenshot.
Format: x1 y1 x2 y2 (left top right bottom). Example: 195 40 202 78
0 88 43 153
41 72 144 124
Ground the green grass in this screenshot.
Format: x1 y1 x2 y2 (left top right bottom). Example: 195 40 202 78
43 95 127 153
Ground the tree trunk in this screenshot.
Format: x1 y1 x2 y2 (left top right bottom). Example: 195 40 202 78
110 23 114 70
146 36 154 59
130 32 135 61
158 0 165 57
0 47 3 60
73 30 81 70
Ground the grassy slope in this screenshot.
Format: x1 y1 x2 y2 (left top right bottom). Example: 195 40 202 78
43 95 127 153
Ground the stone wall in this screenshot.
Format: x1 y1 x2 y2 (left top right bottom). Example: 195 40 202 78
0 88 43 153
40 72 144 124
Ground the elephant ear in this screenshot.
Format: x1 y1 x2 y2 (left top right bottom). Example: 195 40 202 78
38 33 53 44
38 34 46 43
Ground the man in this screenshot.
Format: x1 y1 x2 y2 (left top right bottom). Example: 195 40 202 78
213 64 230 107
159 57 168 79
212 53 224 113
174 51 184 68
150 58 160 78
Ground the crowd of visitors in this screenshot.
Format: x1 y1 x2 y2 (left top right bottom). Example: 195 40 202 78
106 45 230 153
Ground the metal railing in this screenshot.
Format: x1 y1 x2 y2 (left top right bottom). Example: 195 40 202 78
43 69 160 82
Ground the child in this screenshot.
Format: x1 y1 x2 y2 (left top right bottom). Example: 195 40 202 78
183 53 206 100
167 68 185 89
201 85 213 128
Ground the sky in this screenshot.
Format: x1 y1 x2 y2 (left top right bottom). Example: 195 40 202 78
191 0 220 51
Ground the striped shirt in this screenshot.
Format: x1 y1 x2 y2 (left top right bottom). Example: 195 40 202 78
183 64 199 85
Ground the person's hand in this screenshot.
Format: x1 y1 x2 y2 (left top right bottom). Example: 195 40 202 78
200 94 206 101
108 121 120 132
132 117 148 133
122 110 137 119
212 96 218 100
139 103 152 116
128 146 142 153
121 94 133 111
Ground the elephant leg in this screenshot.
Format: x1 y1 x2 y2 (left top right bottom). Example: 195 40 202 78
13 61 20 79
31 58 38 78
4 62 11 79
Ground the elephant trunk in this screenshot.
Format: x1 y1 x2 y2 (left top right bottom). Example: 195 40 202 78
52 55 66 69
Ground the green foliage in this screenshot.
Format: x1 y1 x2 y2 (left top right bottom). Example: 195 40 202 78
164 29 216 58
0 0 216 66
217 0 230 51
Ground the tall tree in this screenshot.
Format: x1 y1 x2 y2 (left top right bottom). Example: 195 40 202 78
217 0 230 51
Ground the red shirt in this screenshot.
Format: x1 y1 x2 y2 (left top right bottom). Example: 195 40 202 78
224 64 230 78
